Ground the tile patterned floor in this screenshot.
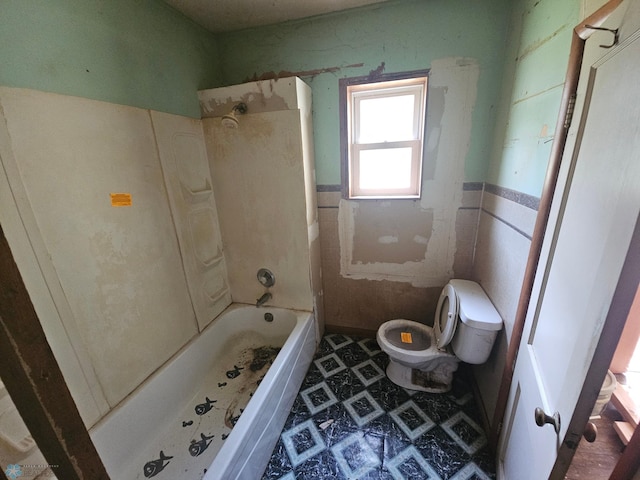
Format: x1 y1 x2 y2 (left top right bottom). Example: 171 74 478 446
262 334 496 480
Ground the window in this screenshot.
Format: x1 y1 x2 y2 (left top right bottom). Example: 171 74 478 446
340 70 428 199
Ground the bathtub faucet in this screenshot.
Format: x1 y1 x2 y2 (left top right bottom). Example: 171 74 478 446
256 292 272 307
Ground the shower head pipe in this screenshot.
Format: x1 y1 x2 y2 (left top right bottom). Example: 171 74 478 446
221 102 248 129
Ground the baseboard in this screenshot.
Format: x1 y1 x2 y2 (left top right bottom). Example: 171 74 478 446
325 324 378 339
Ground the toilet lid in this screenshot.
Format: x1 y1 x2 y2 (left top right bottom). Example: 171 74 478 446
434 283 459 348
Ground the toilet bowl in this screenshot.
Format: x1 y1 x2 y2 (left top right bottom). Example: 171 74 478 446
377 280 502 393
590 370 617 417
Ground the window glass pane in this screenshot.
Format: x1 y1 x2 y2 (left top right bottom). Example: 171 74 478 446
359 148 413 190
358 95 415 143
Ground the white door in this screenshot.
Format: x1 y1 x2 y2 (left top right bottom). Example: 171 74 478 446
498 31 640 479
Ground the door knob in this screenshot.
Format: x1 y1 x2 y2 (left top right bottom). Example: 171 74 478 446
534 407 561 434
583 422 597 443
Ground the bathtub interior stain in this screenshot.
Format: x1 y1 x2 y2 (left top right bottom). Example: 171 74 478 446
223 344 281 429
227 412 241 428
249 346 281 371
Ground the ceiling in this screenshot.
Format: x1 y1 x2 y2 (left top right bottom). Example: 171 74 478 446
165 0 390 33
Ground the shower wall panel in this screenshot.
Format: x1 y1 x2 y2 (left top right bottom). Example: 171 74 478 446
0 87 199 410
203 109 313 311
151 111 231 331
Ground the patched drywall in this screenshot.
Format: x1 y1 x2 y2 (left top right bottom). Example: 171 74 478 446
339 58 480 288
351 201 433 264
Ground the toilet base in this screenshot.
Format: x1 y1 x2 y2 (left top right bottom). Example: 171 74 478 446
386 358 457 393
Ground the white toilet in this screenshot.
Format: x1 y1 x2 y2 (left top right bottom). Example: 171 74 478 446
376 279 502 393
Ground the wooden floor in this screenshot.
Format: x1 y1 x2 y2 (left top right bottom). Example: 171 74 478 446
564 404 625 479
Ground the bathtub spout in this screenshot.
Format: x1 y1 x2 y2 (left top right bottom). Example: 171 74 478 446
256 292 272 307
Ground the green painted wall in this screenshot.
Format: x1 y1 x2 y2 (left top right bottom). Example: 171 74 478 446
0 0 577 194
487 0 580 197
217 0 511 186
0 0 221 118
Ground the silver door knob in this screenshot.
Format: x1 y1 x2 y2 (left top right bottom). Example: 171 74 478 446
534 407 561 434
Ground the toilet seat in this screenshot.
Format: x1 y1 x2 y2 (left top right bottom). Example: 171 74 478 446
434 283 458 349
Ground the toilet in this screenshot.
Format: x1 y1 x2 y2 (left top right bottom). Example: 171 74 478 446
376 279 502 393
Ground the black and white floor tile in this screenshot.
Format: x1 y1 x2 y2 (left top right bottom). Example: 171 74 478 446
262 334 495 480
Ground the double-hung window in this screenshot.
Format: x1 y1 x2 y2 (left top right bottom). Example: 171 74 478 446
340 71 428 199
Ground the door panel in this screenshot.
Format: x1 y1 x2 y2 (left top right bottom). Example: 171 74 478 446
502 357 558 480
499 30 640 479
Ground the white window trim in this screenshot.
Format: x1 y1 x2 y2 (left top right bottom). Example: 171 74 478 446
346 76 428 199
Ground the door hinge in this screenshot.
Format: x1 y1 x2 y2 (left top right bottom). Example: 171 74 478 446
564 94 577 130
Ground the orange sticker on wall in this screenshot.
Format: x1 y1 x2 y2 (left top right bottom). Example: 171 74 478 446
110 193 132 207
401 332 413 344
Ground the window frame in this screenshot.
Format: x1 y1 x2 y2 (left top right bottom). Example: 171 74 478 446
339 69 429 199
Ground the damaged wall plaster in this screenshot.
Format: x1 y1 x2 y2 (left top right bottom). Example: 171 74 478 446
486 0 580 197
216 0 511 186
349 201 434 264
339 58 480 287
198 77 305 117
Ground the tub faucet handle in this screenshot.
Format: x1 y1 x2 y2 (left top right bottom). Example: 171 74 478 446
257 268 275 287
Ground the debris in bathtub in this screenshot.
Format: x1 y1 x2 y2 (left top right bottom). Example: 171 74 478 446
226 365 244 379
195 397 217 415
228 413 241 427
221 433 229 440
256 374 265 386
225 400 242 428
188 433 214 457
143 450 173 478
249 346 281 371
319 419 334 430
182 420 193 427
218 382 227 387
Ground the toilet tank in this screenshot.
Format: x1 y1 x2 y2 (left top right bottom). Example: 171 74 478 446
449 280 502 364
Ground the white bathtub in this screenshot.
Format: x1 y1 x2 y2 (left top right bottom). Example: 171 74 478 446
90 304 317 480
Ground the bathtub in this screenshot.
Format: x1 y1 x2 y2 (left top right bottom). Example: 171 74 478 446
90 304 317 480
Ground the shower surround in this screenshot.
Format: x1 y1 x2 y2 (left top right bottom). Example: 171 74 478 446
0 78 322 476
